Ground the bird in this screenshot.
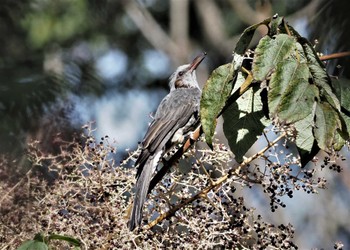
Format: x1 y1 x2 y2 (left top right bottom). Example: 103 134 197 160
128 53 206 231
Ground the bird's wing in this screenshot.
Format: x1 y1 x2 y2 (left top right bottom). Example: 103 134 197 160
130 88 201 230
145 88 200 151
135 88 200 175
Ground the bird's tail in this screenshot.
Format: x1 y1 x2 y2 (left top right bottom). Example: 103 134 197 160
128 152 161 230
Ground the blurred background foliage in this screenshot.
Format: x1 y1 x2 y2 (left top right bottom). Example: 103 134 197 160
0 0 350 248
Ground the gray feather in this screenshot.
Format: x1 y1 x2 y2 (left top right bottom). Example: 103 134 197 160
128 54 204 230
128 151 162 231
135 88 200 177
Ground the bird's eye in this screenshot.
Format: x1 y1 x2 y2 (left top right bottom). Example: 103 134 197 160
178 71 184 76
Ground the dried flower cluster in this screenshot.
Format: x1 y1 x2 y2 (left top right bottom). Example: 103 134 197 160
0 123 345 249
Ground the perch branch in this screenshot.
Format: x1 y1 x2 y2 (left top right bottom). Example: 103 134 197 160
147 133 286 229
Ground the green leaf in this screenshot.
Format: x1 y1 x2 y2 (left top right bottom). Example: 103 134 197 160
333 116 350 151
252 34 296 81
269 59 302 116
231 18 272 84
333 129 347 151
330 78 350 149
294 113 315 153
200 17 272 147
234 17 271 55
33 233 46 242
223 86 270 162
330 77 342 102
17 240 49 250
200 64 234 146
301 39 341 112
273 61 319 123
332 78 350 112
48 234 81 246
314 102 341 152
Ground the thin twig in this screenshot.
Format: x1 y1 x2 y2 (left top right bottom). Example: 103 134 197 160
319 51 350 61
195 156 215 186
147 133 286 229
0 168 33 206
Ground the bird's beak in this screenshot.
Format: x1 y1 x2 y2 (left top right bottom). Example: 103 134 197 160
189 52 206 72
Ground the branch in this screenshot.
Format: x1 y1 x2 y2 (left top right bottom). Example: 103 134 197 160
0 168 33 207
147 133 286 229
319 51 350 61
148 124 202 193
122 1 182 64
170 0 190 62
194 0 227 50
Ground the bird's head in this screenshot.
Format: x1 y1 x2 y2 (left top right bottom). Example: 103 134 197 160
169 52 206 91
